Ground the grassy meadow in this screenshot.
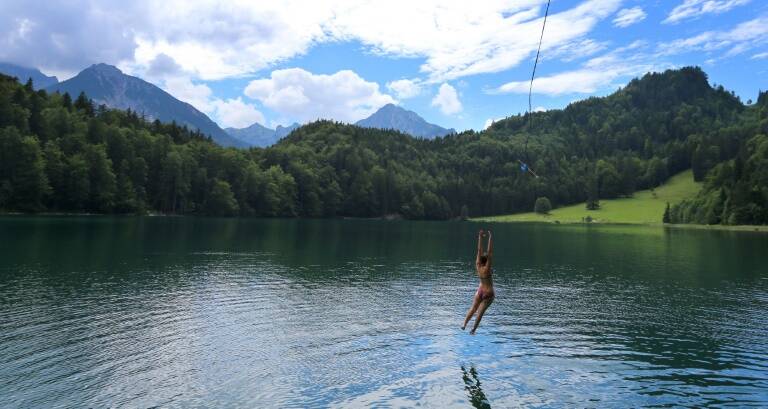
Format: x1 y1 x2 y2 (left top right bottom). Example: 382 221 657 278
476 170 701 224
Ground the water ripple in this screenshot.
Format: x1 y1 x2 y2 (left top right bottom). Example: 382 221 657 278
1 219 767 408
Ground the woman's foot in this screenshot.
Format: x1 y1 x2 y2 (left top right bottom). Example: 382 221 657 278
461 325 466 330
470 329 476 335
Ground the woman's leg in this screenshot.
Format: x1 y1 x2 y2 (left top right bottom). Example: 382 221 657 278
470 298 493 334
462 292 481 330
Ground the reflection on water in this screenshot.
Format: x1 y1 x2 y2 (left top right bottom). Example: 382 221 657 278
462 366 491 409
0 216 767 407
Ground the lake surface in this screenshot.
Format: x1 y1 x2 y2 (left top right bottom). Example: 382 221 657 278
1 217 767 408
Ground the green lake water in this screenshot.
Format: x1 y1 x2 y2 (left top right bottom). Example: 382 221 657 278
1 217 767 407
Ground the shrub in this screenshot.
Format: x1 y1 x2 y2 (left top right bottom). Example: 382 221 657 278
534 197 552 214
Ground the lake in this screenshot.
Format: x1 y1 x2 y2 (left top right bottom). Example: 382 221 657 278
1 217 767 408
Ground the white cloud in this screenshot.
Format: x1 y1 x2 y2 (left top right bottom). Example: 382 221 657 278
534 106 546 112
547 39 608 62
386 79 422 99
328 0 622 82
163 76 216 113
244 68 395 123
213 98 266 128
1 0 623 83
144 52 183 79
431 83 462 115
0 0 141 76
484 118 504 129
664 0 751 24
613 7 646 28
132 0 330 80
752 51 768 59
492 43 662 96
657 16 768 57
494 69 617 95
161 77 264 128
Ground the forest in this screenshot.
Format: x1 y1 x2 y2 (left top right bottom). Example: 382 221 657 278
0 67 766 224
668 90 768 225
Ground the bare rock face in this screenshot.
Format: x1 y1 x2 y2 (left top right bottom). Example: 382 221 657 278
47 63 246 148
355 104 455 139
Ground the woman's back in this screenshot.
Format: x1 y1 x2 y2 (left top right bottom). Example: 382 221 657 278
476 261 493 284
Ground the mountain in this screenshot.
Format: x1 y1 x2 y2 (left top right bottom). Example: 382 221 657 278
46 63 245 148
355 103 455 138
0 62 58 89
225 122 275 147
275 123 300 139
226 122 300 147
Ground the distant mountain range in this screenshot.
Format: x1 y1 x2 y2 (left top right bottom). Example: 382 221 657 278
355 103 455 139
0 62 58 89
227 103 454 147
1 62 453 148
225 122 300 147
44 64 246 148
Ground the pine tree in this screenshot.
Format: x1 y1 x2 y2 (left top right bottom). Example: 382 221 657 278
460 204 469 220
74 92 95 117
0 128 50 211
114 160 138 213
62 92 72 111
64 155 90 210
586 173 600 210
663 202 671 223
28 93 44 137
206 179 239 216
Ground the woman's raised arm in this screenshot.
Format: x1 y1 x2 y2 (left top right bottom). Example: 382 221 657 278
476 229 484 266
486 230 493 266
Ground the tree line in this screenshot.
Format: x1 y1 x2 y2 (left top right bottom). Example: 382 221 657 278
668 90 768 225
0 67 765 224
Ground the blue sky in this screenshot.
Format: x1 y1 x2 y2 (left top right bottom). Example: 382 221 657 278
1 0 767 131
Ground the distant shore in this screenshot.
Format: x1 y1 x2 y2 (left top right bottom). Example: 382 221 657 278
0 212 179 217
663 223 768 233
3 212 767 232
471 217 768 233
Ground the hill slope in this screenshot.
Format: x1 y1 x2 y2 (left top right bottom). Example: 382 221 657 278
476 170 701 224
669 92 768 225
355 103 454 138
0 62 58 89
46 64 245 147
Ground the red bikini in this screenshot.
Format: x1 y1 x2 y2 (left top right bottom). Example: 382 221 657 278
476 286 495 301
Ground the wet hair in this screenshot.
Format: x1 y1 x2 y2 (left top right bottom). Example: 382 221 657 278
479 255 488 265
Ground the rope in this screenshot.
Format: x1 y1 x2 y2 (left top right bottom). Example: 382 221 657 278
520 0 550 179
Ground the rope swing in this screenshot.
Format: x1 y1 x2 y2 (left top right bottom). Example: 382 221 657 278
519 0 551 179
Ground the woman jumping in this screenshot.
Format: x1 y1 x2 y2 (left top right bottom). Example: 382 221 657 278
462 229 495 335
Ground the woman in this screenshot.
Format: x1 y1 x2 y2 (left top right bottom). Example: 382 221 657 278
462 229 495 335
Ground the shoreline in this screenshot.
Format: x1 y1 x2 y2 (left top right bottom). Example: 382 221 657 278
0 212 177 217
2 212 767 232
472 218 768 233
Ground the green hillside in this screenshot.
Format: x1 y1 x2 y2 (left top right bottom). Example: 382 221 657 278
476 170 701 224
2 67 766 225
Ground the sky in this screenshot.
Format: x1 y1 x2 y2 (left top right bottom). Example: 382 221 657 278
1 0 767 131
